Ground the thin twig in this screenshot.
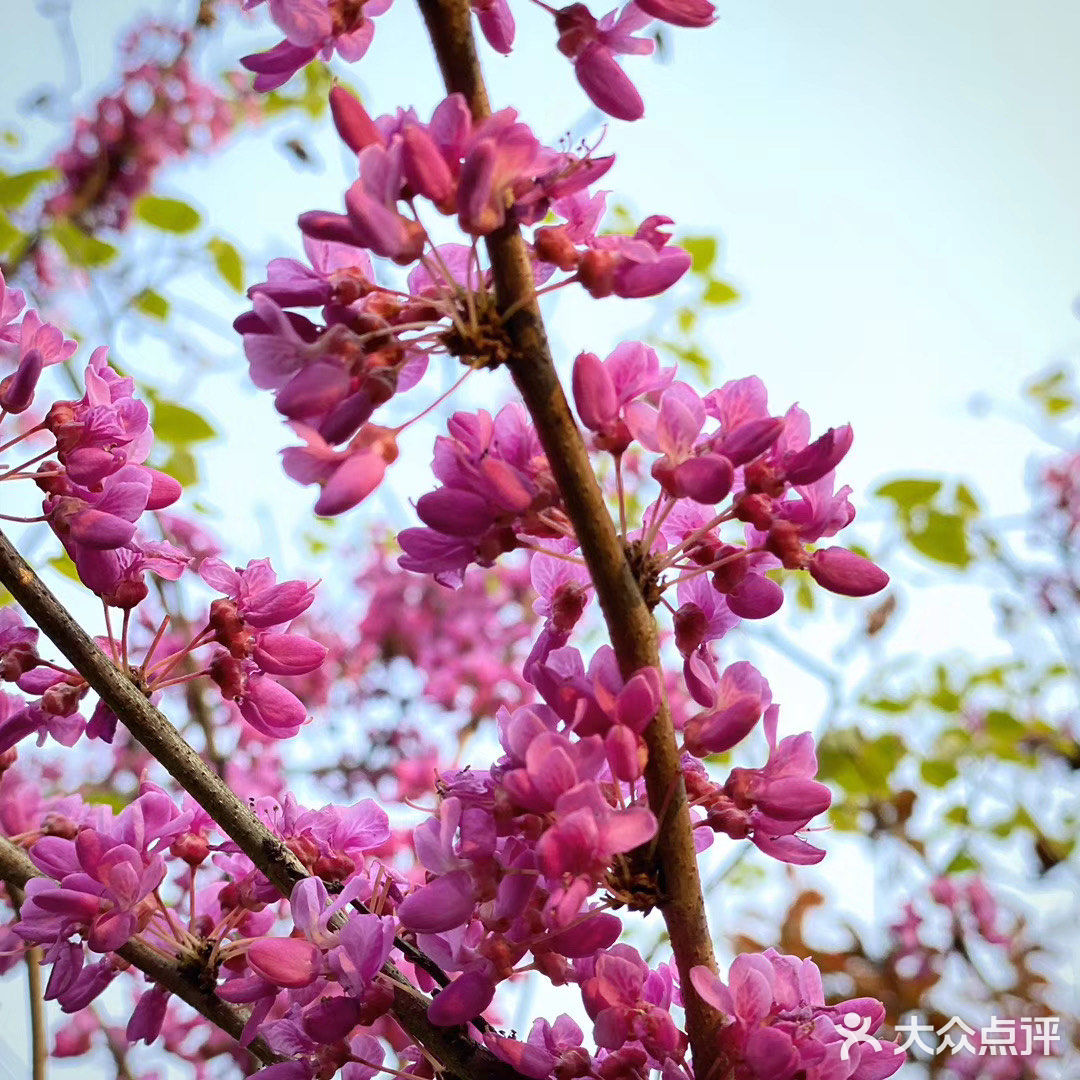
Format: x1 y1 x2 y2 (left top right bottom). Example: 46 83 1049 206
26 949 47 1080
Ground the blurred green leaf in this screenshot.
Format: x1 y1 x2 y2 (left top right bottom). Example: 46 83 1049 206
907 510 972 568
920 760 958 787
153 401 216 445
133 288 169 320
659 341 711 380
862 696 915 713
51 220 118 267
161 448 197 487
0 168 57 209
945 850 979 873
134 195 201 234
954 483 980 519
302 62 333 117
48 553 81 582
0 212 22 254
1024 368 1075 417
82 790 133 812
207 236 245 292
703 279 739 305
875 478 942 511
682 235 717 275
818 731 904 797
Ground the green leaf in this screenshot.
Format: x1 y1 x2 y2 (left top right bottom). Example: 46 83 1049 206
794 577 815 612
944 806 969 825
51 220 118 267
48 553 81 583
817 732 904 797
676 307 697 333
984 709 1025 741
945 850 979 874
133 288 169 320
134 195 201 234
161 448 197 487
874 478 942 512
703 279 739 305
907 510 972 568
920 759 958 787
0 168 57 209
954 483 980 519
0 211 22 254
152 401 216 445
82 791 133 812
681 235 717 276
1024 368 1075 417
207 237 245 292
658 341 711 380
301 62 334 118
862 696 915 714
1025 368 1067 397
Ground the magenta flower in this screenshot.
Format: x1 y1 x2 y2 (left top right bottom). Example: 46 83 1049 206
635 0 715 27
556 3 655 122
0 311 77 414
16 805 176 953
47 348 153 487
247 935 322 988
241 0 393 91
705 706 833 865
0 269 26 343
808 547 889 597
536 780 656 881
281 422 398 516
200 558 317 628
683 660 771 757
690 949 902 1080
487 1014 591 1079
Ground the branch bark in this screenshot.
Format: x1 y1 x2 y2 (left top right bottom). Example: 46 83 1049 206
0 835 285 1068
413 2 722 1071
0 528 526 1080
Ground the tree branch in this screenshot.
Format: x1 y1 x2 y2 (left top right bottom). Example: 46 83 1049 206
0 527 526 1080
0 835 286 1068
413 1 723 1071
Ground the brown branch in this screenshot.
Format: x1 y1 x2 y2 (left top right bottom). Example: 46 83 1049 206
413 1 723 1071
0 527 525 1080
26 945 47 1080
0 836 285 1067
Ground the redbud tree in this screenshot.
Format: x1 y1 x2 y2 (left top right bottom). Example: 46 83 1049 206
0 3 1068 1080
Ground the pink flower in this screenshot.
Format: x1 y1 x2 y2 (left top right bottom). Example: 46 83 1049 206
536 781 656 881
690 949 902 1080
556 3 655 122
241 0 393 91
808 547 889 597
683 660 771 757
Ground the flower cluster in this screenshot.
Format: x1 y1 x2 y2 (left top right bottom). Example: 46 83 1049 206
238 89 691 515
46 23 235 231
242 0 715 121
690 950 902 1080
0 279 329 750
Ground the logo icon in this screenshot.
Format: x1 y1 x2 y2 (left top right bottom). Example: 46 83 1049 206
838 1012 883 1061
